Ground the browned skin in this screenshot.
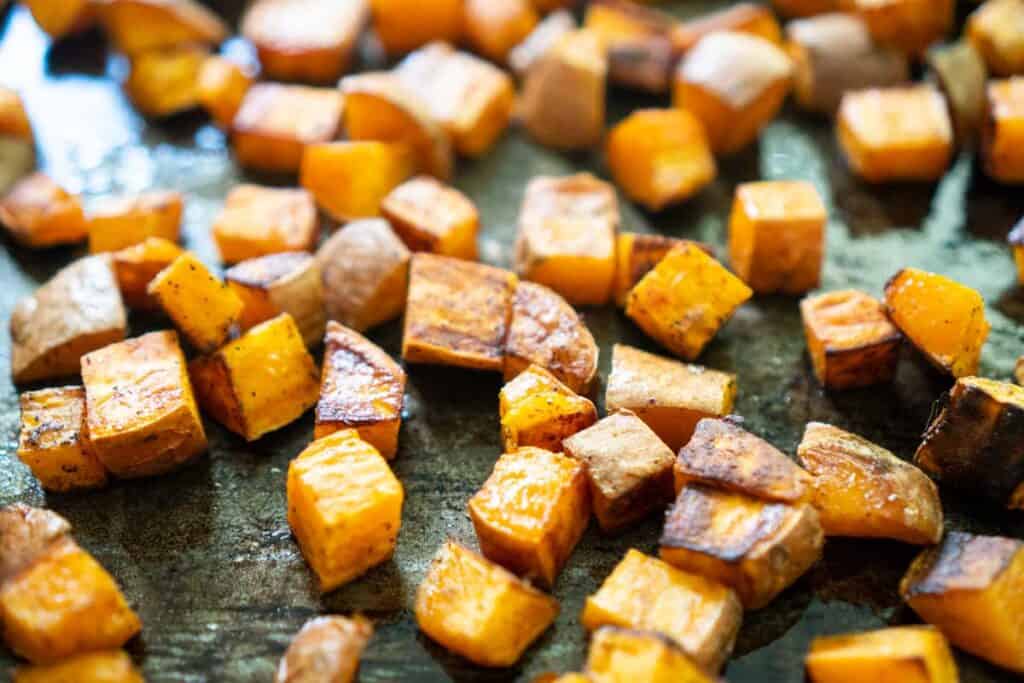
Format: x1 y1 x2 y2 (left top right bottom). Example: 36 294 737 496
275 615 373 683
226 252 314 289
901 531 1022 598
0 503 71 584
189 354 247 437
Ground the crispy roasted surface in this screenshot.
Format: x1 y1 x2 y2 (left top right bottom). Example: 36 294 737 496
17 386 108 492
499 364 597 453
0 503 70 585
380 175 479 259
806 625 958 683
226 252 325 347
275 615 373 683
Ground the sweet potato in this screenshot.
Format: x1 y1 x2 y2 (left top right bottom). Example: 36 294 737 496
968 0 1024 77
100 0 228 55
0 504 70 586
583 0 677 93
17 386 108 492
22 0 96 38
586 627 717 683
983 77 1024 183
840 0 954 58
797 422 943 544
299 141 413 222
88 190 182 253
315 321 406 459
124 45 206 118
670 3 782 56
806 626 958 683
926 41 988 146
13 651 144 683
226 252 326 347
368 0 461 56
380 176 478 259
212 185 319 264
509 10 576 78
0 173 86 248
499 365 596 453
288 430 403 592
772 0 838 17
582 549 742 673
0 87 35 196
464 0 538 64
275 615 373 683
197 56 254 129
111 236 183 310
613 234 714 307
1011 218 1024 283
414 540 559 668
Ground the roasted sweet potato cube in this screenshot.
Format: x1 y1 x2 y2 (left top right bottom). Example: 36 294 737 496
504 281 599 393
464 0 538 64
772 0 838 17
0 504 70 588
586 627 718 683
190 314 319 442
0 88 31 138
520 30 606 151
13 650 144 683
197 56 254 130
275 615 373 683
806 626 958 683
606 109 716 212
403 254 517 371
563 412 675 533
10 255 126 384
671 3 783 56
800 289 902 390
340 72 453 180
380 176 478 260
22 0 96 38
884 267 989 377
226 252 325 347
315 321 406 459
316 219 410 332
508 10 577 78
515 174 619 306
660 484 824 610
82 331 206 477
232 83 344 173
499 365 597 454
1011 218 1024 283
124 45 206 118
468 447 589 588
88 190 182 253
17 387 107 493
288 430 403 592
100 0 227 55
673 32 792 155
900 531 1024 673
582 549 742 672
837 85 954 182
0 173 86 248
368 0 461 55
583 0 676 93
797 422 943 544
925 41 988 148
147 252 243 353
840 0 954 58
0 87 35 196
613 234 714 307
968 0 1024 77
300 141 413 222
111 237 183 310
212 185 318 264
983 77 1024 184
626 244 753 361
605 345 736 452
242 0 368 83
415 540 559 668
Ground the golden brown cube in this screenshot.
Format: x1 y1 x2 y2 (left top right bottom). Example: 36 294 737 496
275 615 373 683
499 364 597 454
464 0 538 64
124 45 206 118
197 56 254 130
226 252 326 347
111 236 183 310
22 0 96 39
17 387 108 492
841 0 954 58
583 0 676 94
13 650 144 683
586 627 718 683
613 233 714 307
968 0 1024 77
368 0 462 56
212 185 319 264
88 190 182 253
806 626 959 683
300 141 413 222
100 0 228 56
380 176 478 260
983 77 1024 184
0 173 86 248
508 10 577 79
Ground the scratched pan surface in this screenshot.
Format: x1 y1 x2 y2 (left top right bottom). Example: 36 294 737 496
1 1 1023 681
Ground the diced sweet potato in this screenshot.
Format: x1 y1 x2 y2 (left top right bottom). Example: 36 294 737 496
983 77 1024 184
88 190 182 253
0 173 86 248
1011 218 1024 284
884 267 988 377
837 85 954 182
797 422 943 544
673 32 792 155
586 627 718 683
582 549 742 673
625 244 752 361
927 41 988 147
190 314 320 442
111 236 183 310
368 0 461 55
515 174 619 306
316 219 411 332
464 0 538 64
10 255 126 384
509 10 577 78
402 253 517 371
232 83 344 173
17 386 108 492
22 0 96 38
840 0 954 58
806 626 958 683
380 176 478 259
800 289 902 390
0 504 70 587
499 365 597 454
100 0 228 56
900 531 1024 673
968 0 1024 77
415 540 559 668
605 344 736 453
340 72 453 179
606 109 716 212
288 430 403 592
13 650 143 683
197 56 254 129
226 252 325 347
300 141 413 222
504 281 599 393
660 484 824 609
82 331 206 477
316 321 406 459
275 615 373 683
673 3 783 55
242 0 368 83
0 87 35 195
468 447 590 588
0 87 32 141
124 45 206 118
212 185 319 264
563 412 675 533
613 234 714 307
772 0 839 16
583 0 676 93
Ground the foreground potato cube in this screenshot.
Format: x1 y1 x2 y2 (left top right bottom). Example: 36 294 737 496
605 345 736 452
212 185 318 264
13 650 144 683
316 321 406 459
884 267 989 377
226 252 325 347
563 412 675 533
900 532 1024 673
190 314 319 442
661 484 824 609
10 255 126 383
968 0 1024 77
837 86 953 182
380 176 478 260
17 387 108 492
626 244 752 361
0 173 86 248
415 541 559 667
300 141 413 222
124 46 206 118
88 190 182 253
288 430 403 592
729 180 826 295
800 289 901 390
841 0 953 58
197 56 254 129
582 549 742 672
983 77 1024 184
468 447 590 588
613 233 714 307
499 365 596 454
587 627 717 683
100 0 228 56
111 237 183 310
83 331 207 477
369 0 461 55
797 422 943 544
275 615 373 683
806 626 958 683
403 254 517 371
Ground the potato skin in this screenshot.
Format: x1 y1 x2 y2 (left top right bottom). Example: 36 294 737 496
0 503 70 585
275 615 373 683
226 252 326 348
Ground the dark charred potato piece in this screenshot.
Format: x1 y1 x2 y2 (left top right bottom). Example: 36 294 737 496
926 41 988 146
508 10 576 78
806 626 959 683
586 627 718 683
18 386 108 492
275 615 373 683
583 0 677 93
225 252 325 348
